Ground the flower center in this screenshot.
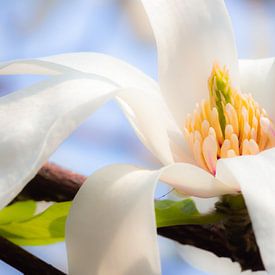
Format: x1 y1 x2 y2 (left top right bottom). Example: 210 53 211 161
184 64 275 175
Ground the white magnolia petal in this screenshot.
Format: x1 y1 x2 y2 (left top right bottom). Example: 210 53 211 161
239 58 275 120
0 52 158 92
66 162 238 274
140 0 239 128
160 163 237 198
0 59 64 75
66 165 161 275
217 148 275 274
178 245 267 275
0 53 193 163
41 53 159 92
0 75 119 208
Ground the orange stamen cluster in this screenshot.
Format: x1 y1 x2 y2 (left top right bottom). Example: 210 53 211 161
184 64 275 175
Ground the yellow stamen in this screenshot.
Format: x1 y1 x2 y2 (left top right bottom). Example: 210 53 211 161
225 103 239 135
202 134 218 174
220 139 231 158
227 149 236 158
184 64 275 174
230 133 239 156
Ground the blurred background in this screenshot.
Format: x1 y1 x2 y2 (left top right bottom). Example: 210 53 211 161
0 0 274 274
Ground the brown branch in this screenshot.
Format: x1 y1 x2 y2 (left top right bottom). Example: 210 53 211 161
16 162 264 271
158 224 232 259
18 163 86 202
0 236 65 275
158 223 264 271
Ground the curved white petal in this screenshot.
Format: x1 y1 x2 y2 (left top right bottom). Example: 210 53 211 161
178 245 267 275
239 58 275 120
66 165 161 275
217 148 275 274
66 162 237 274
0 52 157 92
160 163 237 198
140 0 239 128
0 59 71 75
0 53 193 163
0 75 119 208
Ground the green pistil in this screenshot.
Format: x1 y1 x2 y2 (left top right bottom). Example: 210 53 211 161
209 64 233 137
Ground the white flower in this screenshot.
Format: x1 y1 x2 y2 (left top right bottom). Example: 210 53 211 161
0 0 274 274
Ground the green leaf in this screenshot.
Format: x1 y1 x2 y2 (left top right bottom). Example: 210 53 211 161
0 199 224 245
155 199 224 228
0 201 71 246
0 201 36 225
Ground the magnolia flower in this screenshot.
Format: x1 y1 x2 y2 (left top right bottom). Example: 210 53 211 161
0 0 275 274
